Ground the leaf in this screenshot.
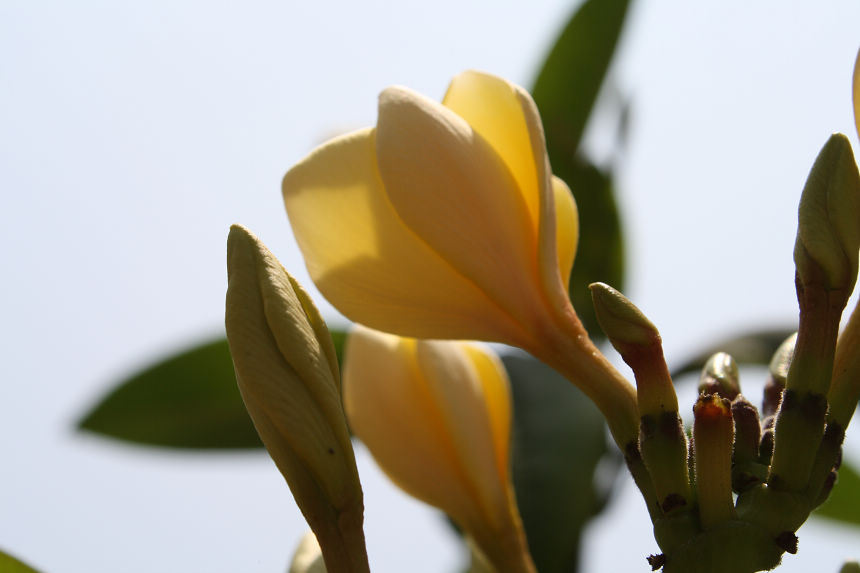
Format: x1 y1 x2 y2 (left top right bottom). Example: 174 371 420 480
79 338 261 448
503 351 623 573
815 458 860 527
560 159 625 339
531 0 632 339
532 0 631 156
79 329 349 449
670 326 797 380
0 549 41 573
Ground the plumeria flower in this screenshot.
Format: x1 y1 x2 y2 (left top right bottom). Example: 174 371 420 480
342 325 535 573
282 71 638 448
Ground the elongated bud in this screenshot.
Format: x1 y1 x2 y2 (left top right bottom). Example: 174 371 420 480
763 333 796 416
840 561 860 573
225 225 368 573
591 282 690 515
693 394 736 529
590 283 677 414
829 297 860 428
732 397 766 492
794 133 860 295
699 352 740 400
771 136 860 493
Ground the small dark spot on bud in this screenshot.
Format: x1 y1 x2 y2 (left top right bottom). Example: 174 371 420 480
781 389 799 410
661 493 687 513
658 411 683 440
775 531 798 554
769 473 790 491
800 392 827 420
327 447 335 455
732 471 761 493
823 422 845 447
640 414 657 439
646 553 666 570
625 440 642 465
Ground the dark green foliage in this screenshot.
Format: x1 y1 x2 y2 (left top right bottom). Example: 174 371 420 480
531 0 631 338
505 352 622 573
815 459 860 527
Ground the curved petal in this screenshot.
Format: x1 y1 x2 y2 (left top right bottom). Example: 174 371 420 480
375 87 548 333
552 176 579 291
416 340 509 528
461 343 512 484
442 71 541 233
342 327 485 528
282 128 523 343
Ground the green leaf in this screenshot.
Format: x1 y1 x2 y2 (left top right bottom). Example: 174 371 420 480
560 159 624 338
532 0 631 157
79 338 261 448
503 352 622 573
815 458 860 527
79 330 350 449
670 327 797 380
531 0 632 338
0 549 41 573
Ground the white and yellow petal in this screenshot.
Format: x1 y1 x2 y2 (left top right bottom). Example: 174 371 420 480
282 128 525 345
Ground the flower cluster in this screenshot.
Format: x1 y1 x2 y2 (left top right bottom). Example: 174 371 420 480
225 50 860 573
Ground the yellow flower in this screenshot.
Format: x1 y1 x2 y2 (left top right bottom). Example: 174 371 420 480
282 70 576 349
853 47 859 140
342 325 534 573
225 225 368 573
282 71 638 448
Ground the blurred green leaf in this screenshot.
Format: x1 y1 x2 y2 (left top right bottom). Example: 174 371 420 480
79 329 348 449
79 338 260 448
560 159 624 338
503 351 622 573
531 0 632 338
815 458 860 527
670 326 797 380
532 0 630 156
0 549 40 573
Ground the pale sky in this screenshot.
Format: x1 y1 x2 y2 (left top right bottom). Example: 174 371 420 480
2 1 860 571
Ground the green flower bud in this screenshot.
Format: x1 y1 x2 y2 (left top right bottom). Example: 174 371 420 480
225 224 368 573
794 133 860 294
698 352 740 400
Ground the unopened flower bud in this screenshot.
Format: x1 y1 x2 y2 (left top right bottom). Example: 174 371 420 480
693 394 736 529
763 334 796 416
794 133 860 294
698 352 740 400
225 225 368 572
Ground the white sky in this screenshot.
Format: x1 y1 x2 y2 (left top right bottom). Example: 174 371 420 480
2 1 860 571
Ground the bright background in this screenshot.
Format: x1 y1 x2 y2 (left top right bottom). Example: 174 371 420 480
2 1 860 571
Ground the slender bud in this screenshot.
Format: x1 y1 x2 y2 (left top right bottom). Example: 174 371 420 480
793 133 860 296
771 135 860 493
731 397 766 492
698 352 740 400
590 283 690 514
225 225 368 572
840 562 860 573
763 333 796 416
829 299 860 428
693 394 736 529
